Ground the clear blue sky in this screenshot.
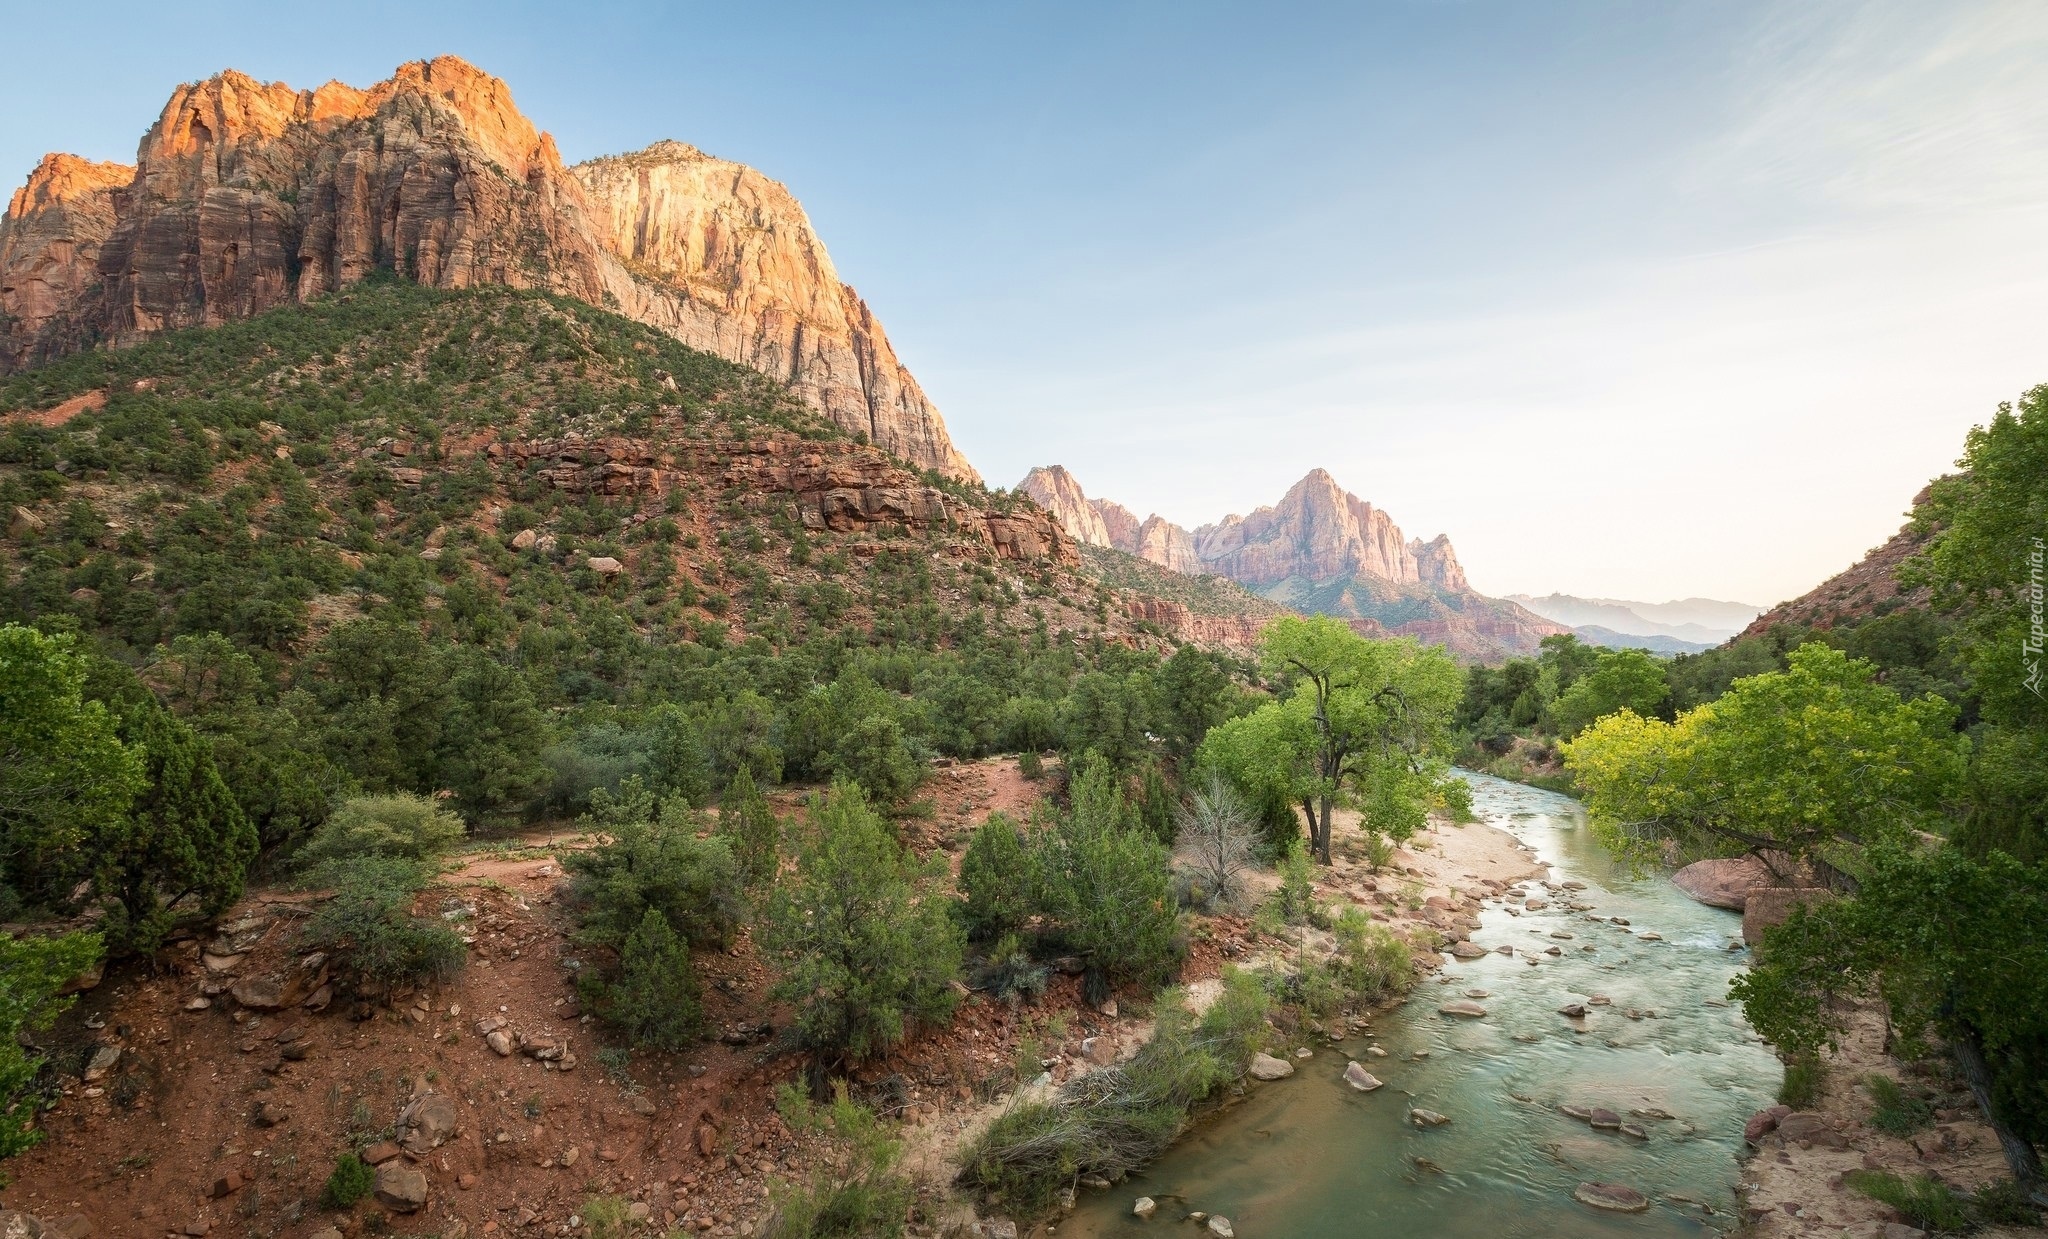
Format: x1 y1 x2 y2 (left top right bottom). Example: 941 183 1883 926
5 0 2045 605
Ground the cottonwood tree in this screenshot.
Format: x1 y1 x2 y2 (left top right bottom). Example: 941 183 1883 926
1565 642 1965 886
1199 618 1463 864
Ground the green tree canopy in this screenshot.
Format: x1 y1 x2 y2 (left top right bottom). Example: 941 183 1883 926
1549 646 1672 738
1565 642 1967 884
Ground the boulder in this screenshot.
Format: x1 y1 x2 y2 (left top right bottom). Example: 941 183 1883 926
510 528 538 550
1132 1197 1157 1219
401 1093 459 1150
1438 1000 1487 1018
586 556 624 575
1776 1112 1848 1148
1557 1003 1587 1018
1744 1105 1792 1143
1248 1052 1295 1080
1449 940 1488 959
1343 1062 1382 1091
373 1161 429 1212
1574 1182 1650 1213
1207 1218 1234 1238
1671 857 1776 910
1409 1108 1450 1127
1743 888 1834 947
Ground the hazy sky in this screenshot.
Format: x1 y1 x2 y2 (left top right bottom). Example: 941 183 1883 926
4 1 2044 606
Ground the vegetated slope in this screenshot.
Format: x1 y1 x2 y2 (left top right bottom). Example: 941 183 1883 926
1568 625 1713 655
1740 487 1936 638
0 277 1098 671
1078 543 1286 649
0 56 977 480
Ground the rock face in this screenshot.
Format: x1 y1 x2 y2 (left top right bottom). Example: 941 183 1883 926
1672 856 1780 911
0 154 134 370
0 57 976 481
1018 466 1113 547
1017 467 1206 575
1743 887 1835 947
1193 469 1427 587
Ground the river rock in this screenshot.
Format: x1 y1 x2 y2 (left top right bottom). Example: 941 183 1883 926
1671 857 1776 910
1438 1000 1487 1018
1637 931 1663 941
1450 941 1488 959
1131 1197 1156 1219
1248 1052 1295 1080
1409 1108 1450 1127
1364 1045 1387 1058
1776 1112 1848 1148
1744 1104 1792 1143
1343 1062 1382 1091
1588 1108 1623 1130
1620 1123 1649 1140
1574 1182 1650 1212
1207 1218 1234 1238
1557 1003 1587 1018
1560 1104 1592 1121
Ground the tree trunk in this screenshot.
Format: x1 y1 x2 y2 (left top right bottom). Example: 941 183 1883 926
1315 793 1334 864
1949 1018 2044 1189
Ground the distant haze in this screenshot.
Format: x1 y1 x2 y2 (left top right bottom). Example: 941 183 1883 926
1507 595 1764 645
2 2 2041 604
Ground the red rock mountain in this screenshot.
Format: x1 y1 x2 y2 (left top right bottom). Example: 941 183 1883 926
0 57 977 481
1018 464 1563 660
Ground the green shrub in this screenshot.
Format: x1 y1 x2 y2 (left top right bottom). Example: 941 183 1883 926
764 785 963 1068
1844 1171 1970 1233
1865 1073 1935 1136
956 968 1268 1215
579 1194 635 1239
300 855 465 989
301 793 465 864
1329 906 1413 1002
958 814 1033 942
1270 841 1319 926
582 908 703 1051
1032 778 1182 994
769 1086 914 1239
1967 1178 2043 1228
1778 1054 1824 1108
1017 749 1044 780
565 794 742 951
0 930 103 1173
321 1153 376 1208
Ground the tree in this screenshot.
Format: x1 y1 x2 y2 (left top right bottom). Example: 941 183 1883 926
958 813 1033 941
0 930 103 1171
763 785 963 1077
0 626 143 915
88 673 257 955
586 908 704 1051
1203 618 1463 864
1566 643 1966 885
300 793 466 864
1173 774 1258 911
434 647 548 827
1912 384 2048 861
1549 647 1671 737
718 765 781 887
1154 644 1240 761
565 793 743 952
1032 763 1181 998
1732 844 2047 1190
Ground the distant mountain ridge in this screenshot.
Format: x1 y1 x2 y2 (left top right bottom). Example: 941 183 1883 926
1506 593 1762 644
1017 465 1566 661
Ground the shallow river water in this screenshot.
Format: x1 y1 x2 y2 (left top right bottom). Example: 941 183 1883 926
1064 772 1780 1239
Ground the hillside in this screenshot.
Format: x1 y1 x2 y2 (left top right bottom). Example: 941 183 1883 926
0 278 1095 675
1740 487 1935 637
0 56 977 480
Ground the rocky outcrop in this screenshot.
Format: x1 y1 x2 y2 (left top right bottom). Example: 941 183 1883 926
1137 514 1200 574
1017 466 1111 547
0 58 976 480
1123 596 1267 649
1411 533 1468 592
0 154 134 370
488 430 1069 564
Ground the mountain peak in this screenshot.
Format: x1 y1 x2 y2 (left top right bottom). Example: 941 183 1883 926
0 57 977 481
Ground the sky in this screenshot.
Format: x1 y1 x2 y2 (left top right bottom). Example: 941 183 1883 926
3 0 2044 607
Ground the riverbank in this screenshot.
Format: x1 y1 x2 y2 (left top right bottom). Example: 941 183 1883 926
1736 998 2045 1239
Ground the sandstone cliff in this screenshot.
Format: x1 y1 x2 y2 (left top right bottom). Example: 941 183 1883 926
1017 465 1112 547
1017 466 1203 574
1191 468 1422 587
0 57 976 480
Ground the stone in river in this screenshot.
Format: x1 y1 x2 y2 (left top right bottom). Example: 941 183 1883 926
1343 1062 1382 1091
1409 1108 1451 1127
1560 1104 1593 1120
1620 1123 1649 1140
1365 1045 1387 1057
1208 1217 1234 1238
1439 1000 1487 1018
1450 941 1488 959
1132 1197 1157 1219
1464 989 1490 999
1248 1052 1295 1080
1557 1003 1587 1018
1589 1108 1623 1129
1587 995 1611 1006
1637 931 1663 941
1574 1182 1651 1212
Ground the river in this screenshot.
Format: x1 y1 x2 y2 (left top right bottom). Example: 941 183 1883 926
1063 771 1779 1238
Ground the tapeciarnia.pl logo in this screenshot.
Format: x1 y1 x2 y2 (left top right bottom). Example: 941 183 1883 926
2026 536 2045 699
